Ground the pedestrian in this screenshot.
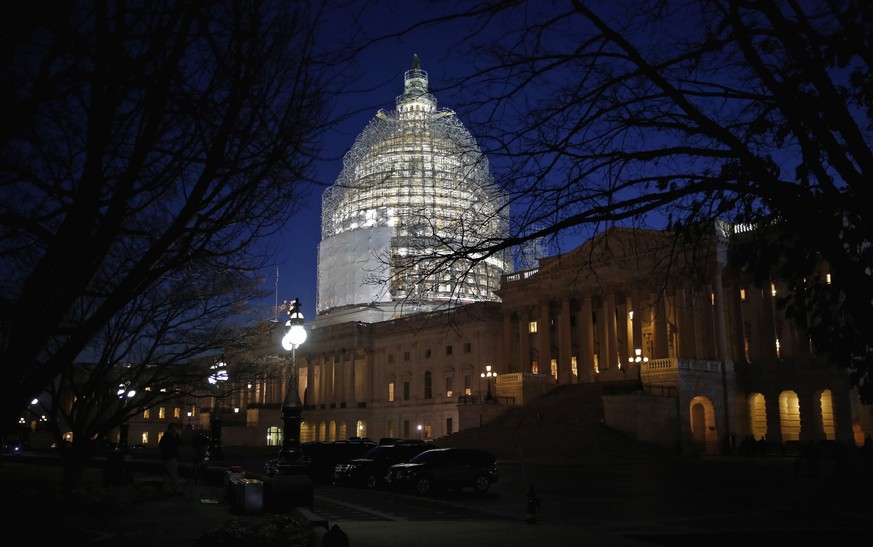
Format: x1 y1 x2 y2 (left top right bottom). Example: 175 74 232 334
159 421 183 495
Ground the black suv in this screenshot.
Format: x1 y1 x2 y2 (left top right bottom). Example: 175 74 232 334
333 442 435 489
383 447 498 495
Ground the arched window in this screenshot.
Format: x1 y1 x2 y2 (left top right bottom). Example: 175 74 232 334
266 426 282 447
779 391 801 442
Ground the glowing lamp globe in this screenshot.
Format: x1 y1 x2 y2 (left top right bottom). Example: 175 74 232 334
282 323 307 350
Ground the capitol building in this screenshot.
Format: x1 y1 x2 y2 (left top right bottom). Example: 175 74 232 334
126 56 872 457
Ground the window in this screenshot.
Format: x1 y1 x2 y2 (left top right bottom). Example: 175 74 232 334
531 360 539 374
158 407 166 419
463 342 471 353
403 420 410 438
550 359 558 379
388 353 395 363
464 374 472 396
141 432 149 445
424 371 432 399
173 407 181 419
403 381 410 401
571 356 578 377
446 417 453 435
446 345 453 355
143 409 150 419
424 349 431 358
529 321 538 333
266 426 281 447
388 382 395 402
739 288 746 301
403 351 410 361
445 376 453 398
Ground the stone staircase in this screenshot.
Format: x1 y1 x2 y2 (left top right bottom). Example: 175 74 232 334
437 382 673 464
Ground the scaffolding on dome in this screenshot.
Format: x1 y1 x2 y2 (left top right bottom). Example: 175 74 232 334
317 55 511 318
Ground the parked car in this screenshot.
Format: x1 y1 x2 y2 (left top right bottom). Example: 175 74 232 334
383 447 498 495
265 439 376 482
333 442 436 489
377 437 428 446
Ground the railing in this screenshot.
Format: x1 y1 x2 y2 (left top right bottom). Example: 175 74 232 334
503 268 539 284
642 384 679 397
642 358 722 374
497 372 555 385
457 395 515 405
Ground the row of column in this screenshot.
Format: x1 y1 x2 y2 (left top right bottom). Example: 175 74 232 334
500 279 741 383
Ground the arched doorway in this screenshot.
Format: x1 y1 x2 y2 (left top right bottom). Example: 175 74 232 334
778 390 801 442
748 393 768 441
266 426 281 447
689 396 718 455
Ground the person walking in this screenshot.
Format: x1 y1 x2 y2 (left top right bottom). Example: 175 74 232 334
159 421 183 495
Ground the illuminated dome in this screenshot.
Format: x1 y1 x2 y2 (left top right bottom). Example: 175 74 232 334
317 55 510 322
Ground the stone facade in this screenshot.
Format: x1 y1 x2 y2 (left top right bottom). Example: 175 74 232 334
122 226 872 457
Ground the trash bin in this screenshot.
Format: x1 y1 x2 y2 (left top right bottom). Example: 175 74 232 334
232 478 263 514
224 467 245 496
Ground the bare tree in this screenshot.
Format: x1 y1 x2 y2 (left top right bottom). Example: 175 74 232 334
399 1 873 402
0 0 332 434
40 266 279 488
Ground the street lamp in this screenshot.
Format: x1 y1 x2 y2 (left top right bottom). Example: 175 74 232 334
278 298 308 473
207 354 228 460
417 424 422 440
481 365 495 401
629 348 649 365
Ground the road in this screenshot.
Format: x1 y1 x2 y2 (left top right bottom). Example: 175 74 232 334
306 456 873 544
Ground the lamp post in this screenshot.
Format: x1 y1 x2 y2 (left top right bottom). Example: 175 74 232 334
207 354 228 460
417 424 422 440
629 348 649 365
278 298 308 473
481 365 495 401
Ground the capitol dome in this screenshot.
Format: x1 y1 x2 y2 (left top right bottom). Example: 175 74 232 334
316 55 510 322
